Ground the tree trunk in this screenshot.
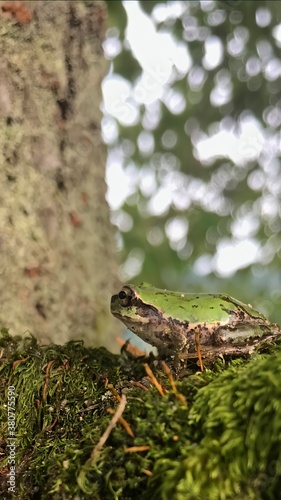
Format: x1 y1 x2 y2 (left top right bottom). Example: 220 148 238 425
0 0 120 349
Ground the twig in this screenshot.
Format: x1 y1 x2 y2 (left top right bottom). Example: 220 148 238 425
131 380 149 391
124 445 150 453
42 360 55 402
161 361 188 407
143 363 166 396
107 407 135 438
90 394 127 463
107 383 122 402
12 357 28 370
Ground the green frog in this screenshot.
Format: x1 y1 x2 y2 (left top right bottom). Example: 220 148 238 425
111 283 281 366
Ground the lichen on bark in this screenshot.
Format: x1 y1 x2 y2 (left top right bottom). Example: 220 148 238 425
0 0 119 349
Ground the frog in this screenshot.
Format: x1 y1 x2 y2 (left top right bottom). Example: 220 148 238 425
110 283 281 368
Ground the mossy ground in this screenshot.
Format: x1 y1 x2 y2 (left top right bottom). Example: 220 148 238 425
1 329 281 499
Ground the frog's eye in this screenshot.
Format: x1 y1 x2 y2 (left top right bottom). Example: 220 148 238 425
118 287 133 307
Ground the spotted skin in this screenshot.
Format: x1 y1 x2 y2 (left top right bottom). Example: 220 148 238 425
111 283 281 362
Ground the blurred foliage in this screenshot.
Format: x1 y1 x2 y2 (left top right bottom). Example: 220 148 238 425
105 1 281 323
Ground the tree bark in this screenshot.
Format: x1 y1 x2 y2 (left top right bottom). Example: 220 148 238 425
0 0 120 349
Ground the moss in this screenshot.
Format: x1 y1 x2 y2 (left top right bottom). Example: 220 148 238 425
0 330 281 499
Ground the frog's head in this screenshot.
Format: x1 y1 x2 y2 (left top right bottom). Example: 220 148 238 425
110 284 158 331
110 283 190 353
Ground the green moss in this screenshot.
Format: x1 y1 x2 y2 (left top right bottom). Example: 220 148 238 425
155 352 281 500
1 330 281 498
